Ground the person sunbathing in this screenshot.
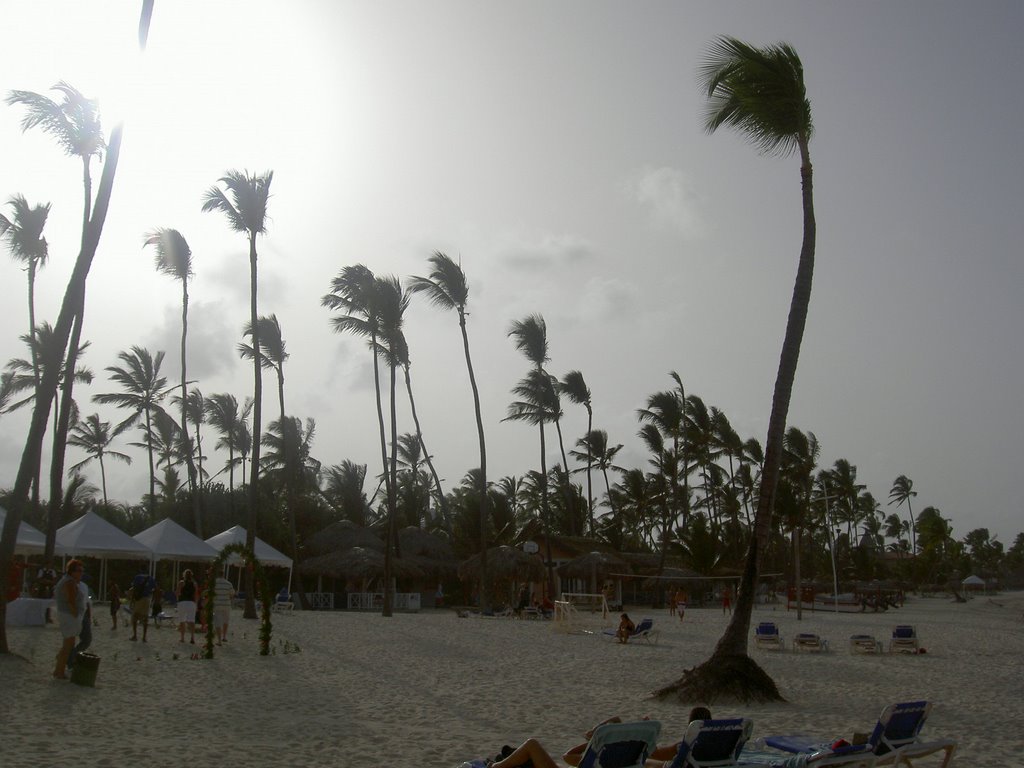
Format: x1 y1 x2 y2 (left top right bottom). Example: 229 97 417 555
492 707 713 768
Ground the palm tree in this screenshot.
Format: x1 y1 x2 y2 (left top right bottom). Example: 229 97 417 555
322 267 407 616
570 428 623 524
408 252 490 604
559 370 593 534
144 227 203 535
239 313 307 605
781 426 819 620
889 474 918 555
658 37 815 704
321 460 371 525
391 329 448 526
204 393 247 509
67 413 132 507
7 82 107 561
175 388 207 492
92 347 167 518
507 314 556 594
1 5 154 652
202 169 273 620
0 195 51 391
5 83 106 557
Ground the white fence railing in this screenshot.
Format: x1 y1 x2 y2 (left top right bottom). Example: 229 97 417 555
347 592 421 612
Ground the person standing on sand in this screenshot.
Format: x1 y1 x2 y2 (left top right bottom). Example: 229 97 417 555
722 586 732 615
52 559 86 680
213 572 234 645
177 569 198 644
678 589 688 622
129 569 155 641
668 588 677 617
108 581 121 630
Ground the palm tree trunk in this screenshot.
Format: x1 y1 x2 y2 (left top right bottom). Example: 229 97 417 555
403 365 448 522
244 232 262 620
179 280 203 536
99 454 109 507
144 405 157 519
46 302 84 557
458 313 489 612
369 332 393 618
712 144 815 660
585 406 593 536
539 420 555 600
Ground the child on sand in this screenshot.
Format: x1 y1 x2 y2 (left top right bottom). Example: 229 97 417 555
616 612 636 643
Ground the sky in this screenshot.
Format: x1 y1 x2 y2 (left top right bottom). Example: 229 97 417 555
1 1 1021 545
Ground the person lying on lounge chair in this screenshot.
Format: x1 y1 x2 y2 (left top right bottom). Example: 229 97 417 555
555 707 712 766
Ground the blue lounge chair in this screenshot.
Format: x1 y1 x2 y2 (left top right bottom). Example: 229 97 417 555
763 701 955 768
578 720 663 768
754 622 784 650
888 625 919 654
668 718 753 768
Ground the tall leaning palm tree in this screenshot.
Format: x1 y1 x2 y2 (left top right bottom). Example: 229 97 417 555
67 413 132 507
202 169 273 620
92 346 167 518
6 83 106 558
658 36 815 703
408 251 490 606
145 227 203 535
1 4 154 653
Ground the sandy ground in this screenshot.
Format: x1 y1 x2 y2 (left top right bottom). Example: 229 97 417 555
1 591 1021 767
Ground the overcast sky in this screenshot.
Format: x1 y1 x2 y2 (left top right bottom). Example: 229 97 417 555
1 1 1021 545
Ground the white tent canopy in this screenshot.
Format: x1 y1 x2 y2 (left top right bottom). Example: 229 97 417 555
0 506 48 556
205 525 293 596
56 511 153 600
204 525 292 568
134 518 219 563
962 575 985 586
57 512 151 560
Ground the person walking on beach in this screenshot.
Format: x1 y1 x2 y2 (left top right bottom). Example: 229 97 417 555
678 589 688 622
52 559 86 680
213 571 234 645
722 586 732 615
177 569 199 644
668 588 678 617
129 569 156 641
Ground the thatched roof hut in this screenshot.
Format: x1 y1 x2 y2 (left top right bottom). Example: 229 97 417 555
458 545 545 584
303 520 383 557
398 526 458 576
299 546 422 581
558 551 630 592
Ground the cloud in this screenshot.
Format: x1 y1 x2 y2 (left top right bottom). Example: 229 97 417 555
625 166 702 237
499 232 598 272
147 300 240 382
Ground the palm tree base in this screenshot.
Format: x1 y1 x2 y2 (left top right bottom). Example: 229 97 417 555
653 653 784 704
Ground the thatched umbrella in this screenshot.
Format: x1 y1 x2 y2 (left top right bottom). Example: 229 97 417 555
558 551 630 593
303 520 383 557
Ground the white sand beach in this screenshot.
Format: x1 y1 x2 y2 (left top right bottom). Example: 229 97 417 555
1 592 1021 767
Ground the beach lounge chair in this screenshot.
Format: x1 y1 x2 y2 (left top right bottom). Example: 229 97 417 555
888 625 919 654
792 633 828 652
754 622 784 650
578 720 663 768
668 718 753 768
763 700 956 768
602 617 659 644
848 634 882 654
